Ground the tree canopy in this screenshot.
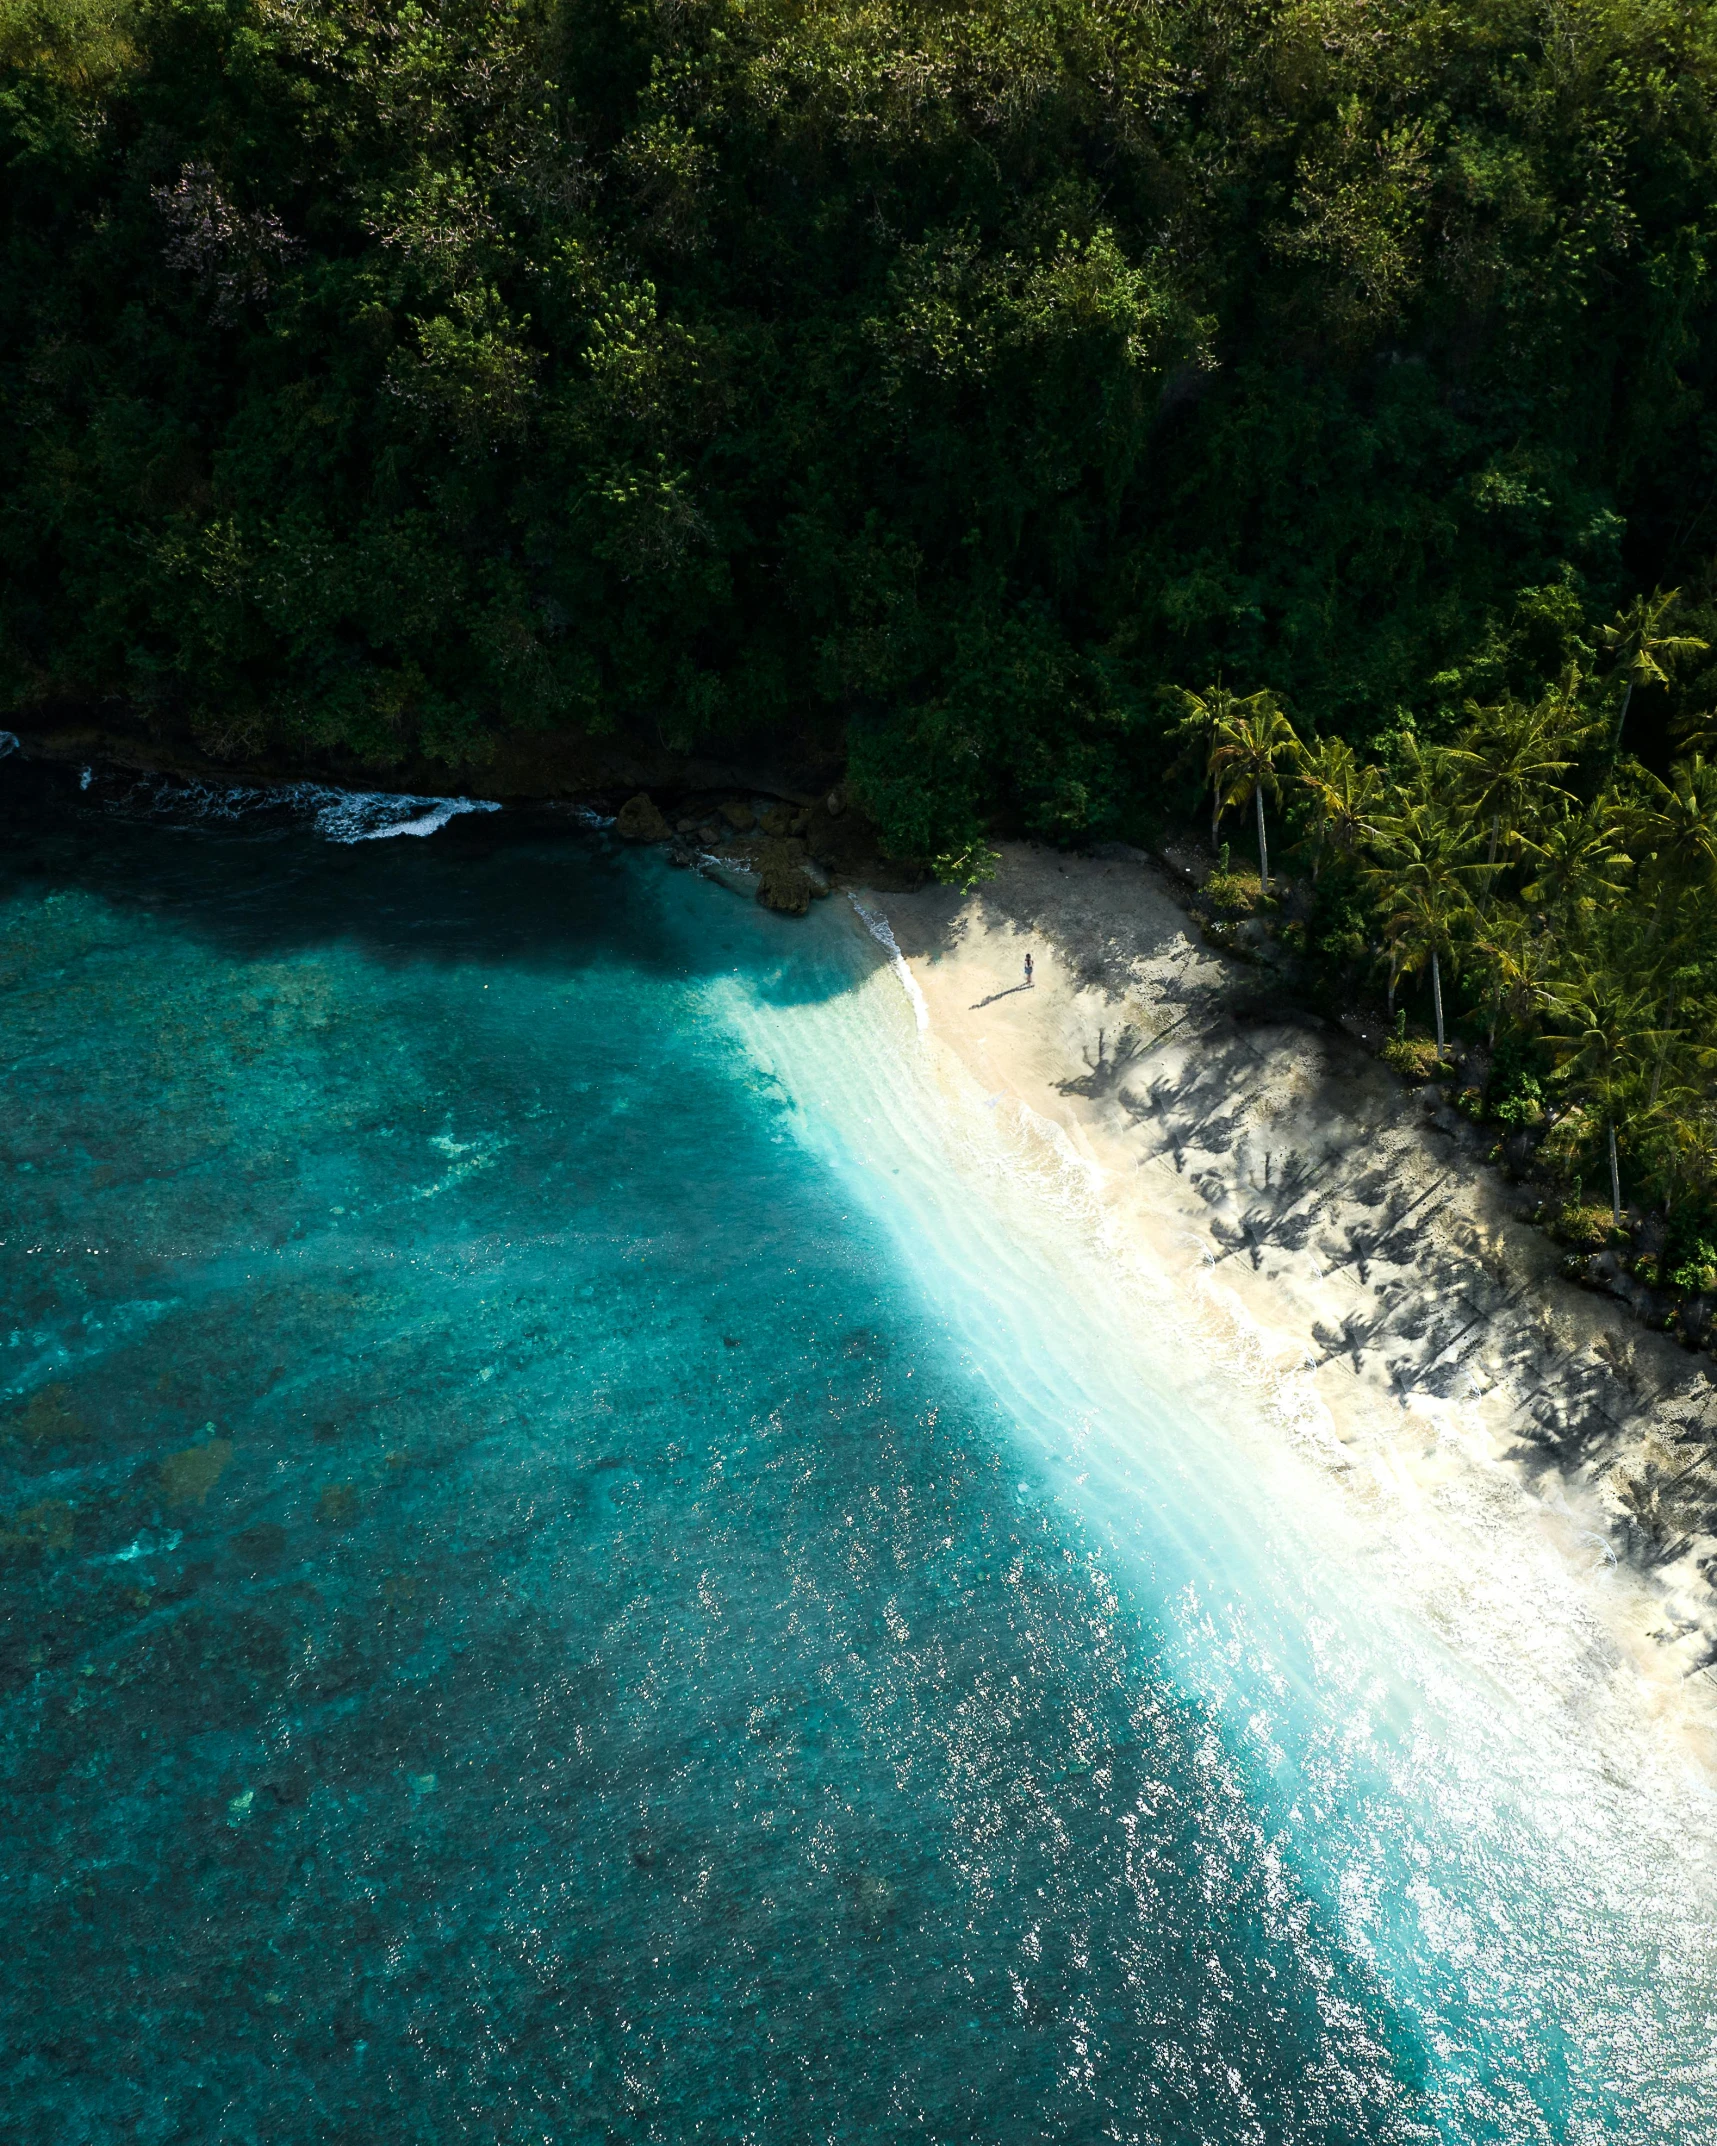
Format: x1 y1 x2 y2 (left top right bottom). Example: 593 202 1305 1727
1176 639 1717 1303
7 0 1717 857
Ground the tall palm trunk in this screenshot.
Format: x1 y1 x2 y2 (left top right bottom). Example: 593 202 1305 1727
1613 678 1634 749
1430 949 1445 1056
1649 980 1680 1108
1607 1119 1622 1228
1253 782 1269 894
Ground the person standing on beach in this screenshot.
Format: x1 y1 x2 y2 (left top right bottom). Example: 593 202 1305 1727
1024 952 1034 988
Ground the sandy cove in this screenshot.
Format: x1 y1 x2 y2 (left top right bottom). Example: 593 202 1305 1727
862 841 1717 1726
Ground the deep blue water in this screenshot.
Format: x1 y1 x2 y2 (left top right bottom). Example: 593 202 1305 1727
2 764 1712 2143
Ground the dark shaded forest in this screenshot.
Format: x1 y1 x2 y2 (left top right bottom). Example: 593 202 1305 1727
5 0 1717 1285
8 0 1717 824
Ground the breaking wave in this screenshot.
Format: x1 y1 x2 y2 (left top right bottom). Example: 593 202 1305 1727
71 765 500 840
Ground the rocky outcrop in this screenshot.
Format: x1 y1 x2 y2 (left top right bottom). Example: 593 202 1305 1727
756 837 822 915
616 792 670 842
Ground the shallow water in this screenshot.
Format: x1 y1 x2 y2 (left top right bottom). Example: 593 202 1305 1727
2 765 1713 2143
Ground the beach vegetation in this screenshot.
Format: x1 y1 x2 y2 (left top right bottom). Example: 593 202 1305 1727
1492 1073 1546 1133
931 841 1000 895
1201 866 1263 919
1380 1031 1449 1085
1360 768 1481 1050
1601 593 1709 754
1296 739 1384 887
1542 976 1664 1227
1202 694 1302 898
1669 1243 1717 1296
1550 1202 1621 1257
1162 585 1717 1291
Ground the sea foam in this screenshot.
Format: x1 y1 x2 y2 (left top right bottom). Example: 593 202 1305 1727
68 766 500 840
847 893 930 1032
290 786 501 842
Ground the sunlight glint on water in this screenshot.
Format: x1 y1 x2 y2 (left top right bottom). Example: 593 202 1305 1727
0 769 1713 2144
720 886 1717 2145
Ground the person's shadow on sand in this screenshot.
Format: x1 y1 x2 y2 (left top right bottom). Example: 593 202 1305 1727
970 984 1034 1008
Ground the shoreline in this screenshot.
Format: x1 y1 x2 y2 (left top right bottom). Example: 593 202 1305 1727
15 740 1717 1725
860 842 1717 1734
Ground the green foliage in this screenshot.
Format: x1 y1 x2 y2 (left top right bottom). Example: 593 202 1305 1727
1381 1033 1449 1083
1552 1202 1618 1255
1307 878 1371 970
1202 869 1262 917
1152 645 1717 1240
1668 1242 1717 1295
931 841 999 895
5 0 1717 859
10 0 1717 1247
1493 1074 1545 1131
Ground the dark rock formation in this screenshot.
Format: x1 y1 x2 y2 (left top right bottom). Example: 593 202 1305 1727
616 792 670 842
756 838 818 915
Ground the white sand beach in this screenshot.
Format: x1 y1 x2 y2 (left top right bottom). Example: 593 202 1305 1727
862 841 1717 1748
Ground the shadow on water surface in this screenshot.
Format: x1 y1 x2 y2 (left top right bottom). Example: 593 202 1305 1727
0 757 857 1010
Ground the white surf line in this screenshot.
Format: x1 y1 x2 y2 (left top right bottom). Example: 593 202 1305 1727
295 787 501 842
714 907 1717 2134
847 894 929 1034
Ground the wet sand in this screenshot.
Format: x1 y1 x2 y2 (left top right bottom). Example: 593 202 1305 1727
861 842 1717 1731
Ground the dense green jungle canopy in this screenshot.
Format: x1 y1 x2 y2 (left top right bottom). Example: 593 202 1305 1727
6 0 1717 1267
5 0 1717 827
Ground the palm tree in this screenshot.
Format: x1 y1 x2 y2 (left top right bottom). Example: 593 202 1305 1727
1443 684 1585 886
1168 685 1263 846
1627 753 1717 942
1519 801 1632 931
1543 971 1666 1226
1294 735 1384 882
1655 1103 1717 1220
1473 908 1561 1045
1378 877 1472 1056
1363 788 1483 1037
1646 961 1700 1109
1206 692 1302 893
1600 587 1707 749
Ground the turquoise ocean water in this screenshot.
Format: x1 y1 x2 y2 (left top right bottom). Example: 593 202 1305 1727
3 761 1714 2143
